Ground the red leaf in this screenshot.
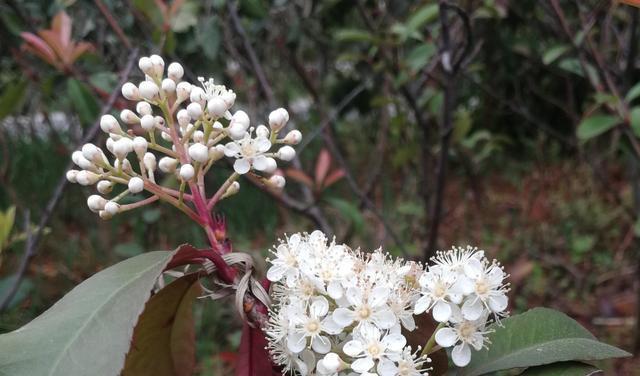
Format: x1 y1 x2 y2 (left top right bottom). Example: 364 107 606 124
20 32 58 67
285 168 314 188
51 11 72 51
620 0 640 8
323 169 346 189
314 149 332 187
235 324 279 376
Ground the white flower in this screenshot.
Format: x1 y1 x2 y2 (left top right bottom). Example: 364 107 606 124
414 265 464 322
459 258 509 321
377 347 430 376
267 233 308 286
343 325 406 374
434 317 492 367
286 296 334 354
223 131 274 174
332 285 396 330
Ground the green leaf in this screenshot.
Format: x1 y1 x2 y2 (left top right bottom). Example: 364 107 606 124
625 82 640 103
405 4 439 33
558 58 584 76
520 361 601 376
460 308 630 376
406 44 436 72
630 107 640 137
543 45 570 65
0 251 176 376
66 78 99 126
334 29 375 43
576 115 619 140
0 80 27 120
122 274 200 376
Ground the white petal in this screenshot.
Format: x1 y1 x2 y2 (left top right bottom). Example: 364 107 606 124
311 296 329 318
382 333 406 352
332 307 354 327
351 357 375 373
462 299 484 321
346 287 363 306
369 286 390 308
401 314 416 331
464 258 483 280
223 142 240 156
487 266 505 285
233 158 250 174
372 309 397 329
414 295 431 315
488 294 508 312
256 137 271 152
311 335 331 354
321 316 343 335
451 276 475 295
342 340 364 357
266 264 286 282
377 359 398 376
287 331 307 353
452 343 472 367
435 327 458 347
327 280 343 299
433 301 452 322
252 155 268 171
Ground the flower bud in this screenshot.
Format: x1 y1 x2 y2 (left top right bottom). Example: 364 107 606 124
221 91 236 107
138 56 153 75
209 145 225 160
128 177 144 194
150 54 165 77
207 97 227 118
140 114 155 131
262 157 278 173
161 131 172 141
188 143 209 163
99 210 112 220
100 114 121 133
81 143 101 162
76 170 100 186
168 62 184 81
120 109 139 124
104 201 120 215
115 158 133 173
192 130 204 143
87 195 107 213
276 146 296 161
66 170 79 183
222 181 240 198
230 110 250 130
187 102 203 120
213 121 223 130
133 137 148 155
255 125 270 138
97 180 113 194
159 157 178 173
228 124 246 140
268 108 289 132
190 87 206 104
136 101 152 116
177 109 190 127
143 152 156 171
106 138 115 154
176 82 192 102
72 151 96 171
121 82 140 101
320 353 342 373
161 78 176 93
282 129 302 145
179 163 195 181
139 81 159 101
268 175 286 189
113 138 133 159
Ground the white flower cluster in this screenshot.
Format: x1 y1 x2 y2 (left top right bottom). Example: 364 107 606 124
65 55 300 218
415 247 509 367
266 236 509 375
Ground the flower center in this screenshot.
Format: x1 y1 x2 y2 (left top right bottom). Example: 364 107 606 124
240 141 256 156
285 254 297 267
433 281 447 298
458 321 475 340
301 281 315 297
367 342 382 359
476 279 489 295
357 305 372 320
305 319 321 335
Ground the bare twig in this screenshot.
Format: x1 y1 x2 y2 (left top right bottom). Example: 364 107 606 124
94 0 132 50
0 49 139 312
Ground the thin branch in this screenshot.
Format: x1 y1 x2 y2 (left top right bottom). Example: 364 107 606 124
94 0 132 50
0 48 139 312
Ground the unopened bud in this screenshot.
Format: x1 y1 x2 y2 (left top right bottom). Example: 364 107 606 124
161 131 172 141
159 157 178 173
72 151 96 171
222 181 240 198
176 82 192 102
81 143 101 163
128 177 144 193
143 153 157 171
133 137 148 155
207 97 227 118
255 125 270 138
113 138 133 159
87 195 107 213
104 201 120 215
138 56 153 75
268 108 289 132
192 130 204 143
139 81 159 101
179 163 195 181
282 130 302 145
188 143 209 163
136 101 152 116
268 175 286 189
168 62 184 81
277 146 296 161
209 145 225 160
66 170 79 183
150 54 164 77
121 82 140 101
97 180 113 194
187 102 203 120
177 109 190 127
190 87 206 105
100 114 121 134
161 78 176 93
140 114 155 131
76 170 100 186
230 110 250 130
120 109 139 124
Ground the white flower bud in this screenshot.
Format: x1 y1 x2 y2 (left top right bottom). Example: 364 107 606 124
121 82 140 101
187 102 203 120
192 130 204 143
81 143 101 162
140 114 155 131
100 114 121 133
213 121 223 130
136 101 152 116
97 180 113 194
168 62 184 81
177 109 190 127
176 82 192 102
113 138 133 159
268 108 289 132
76 170 100 186
262 157 278 173
230 110 250 130
72 151 95 171
120 109 139 124
150 54 165 77
223 181 240 198
66 170 79 183
268 175 286 189
228 124 246 140
106 138 115 154
159 157 178 173
154 116 165 127
276 146 296 161
255 125 270 138
282 129 302 145
161 131 172 141
139 81 159 100
87 195 107 213
99 210 112 220
143 152 157 171
138 56 153 75
188 143 209 163
161 78 176 93
207 97 227 118
115 158 133 173
104 201 120 215
190 87 206 104
128 177 144 193
320 353 342 373
209 145 225 160
133 137 148 155
221 91 236 107
179 163 195 181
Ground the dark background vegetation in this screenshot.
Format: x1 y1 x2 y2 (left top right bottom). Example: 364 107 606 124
1 0 640 373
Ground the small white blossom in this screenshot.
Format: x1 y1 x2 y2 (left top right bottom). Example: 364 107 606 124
224 131 274 174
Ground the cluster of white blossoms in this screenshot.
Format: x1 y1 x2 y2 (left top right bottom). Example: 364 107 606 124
265 235 508 375
65 54 300 218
